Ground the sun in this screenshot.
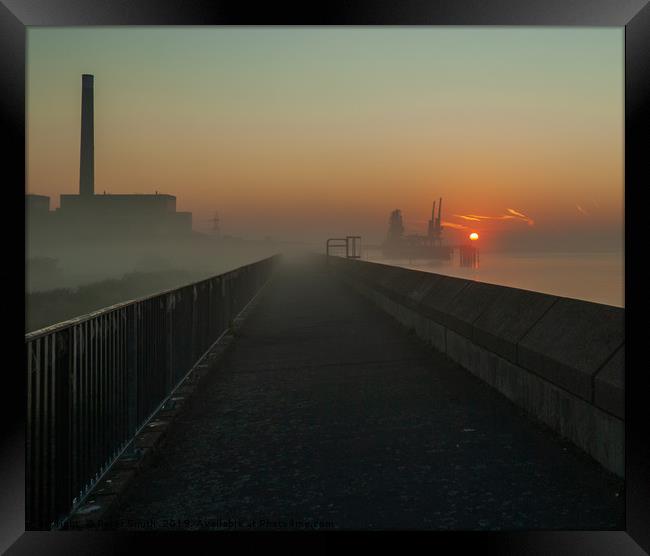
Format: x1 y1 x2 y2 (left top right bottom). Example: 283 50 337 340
469 232 479 241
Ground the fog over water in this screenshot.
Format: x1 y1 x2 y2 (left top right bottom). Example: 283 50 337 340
26 236 289 292
26 239 623 334
25 237 302 332
370 250 624 308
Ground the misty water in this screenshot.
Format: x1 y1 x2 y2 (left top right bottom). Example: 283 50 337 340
368 250 624 308
24 239 286 332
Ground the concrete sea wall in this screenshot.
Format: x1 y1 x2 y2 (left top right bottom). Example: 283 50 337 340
328 257 624 477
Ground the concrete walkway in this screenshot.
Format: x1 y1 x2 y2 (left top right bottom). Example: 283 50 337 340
110 258 624 530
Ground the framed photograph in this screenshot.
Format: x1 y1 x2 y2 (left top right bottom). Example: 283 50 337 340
2 1 648 554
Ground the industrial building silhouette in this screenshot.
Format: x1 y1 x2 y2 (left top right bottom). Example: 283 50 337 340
26 74 192 244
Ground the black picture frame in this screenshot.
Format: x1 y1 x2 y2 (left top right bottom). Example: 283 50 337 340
2 1 649 553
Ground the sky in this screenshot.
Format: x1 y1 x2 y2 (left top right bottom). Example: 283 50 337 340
26 27 624 251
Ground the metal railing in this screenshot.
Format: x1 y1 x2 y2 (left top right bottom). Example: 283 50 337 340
326 236 361 260
25 254 280 530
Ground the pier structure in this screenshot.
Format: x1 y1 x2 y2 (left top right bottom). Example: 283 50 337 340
25 254 624 530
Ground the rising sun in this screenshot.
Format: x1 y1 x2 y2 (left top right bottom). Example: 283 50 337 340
469 232 479 241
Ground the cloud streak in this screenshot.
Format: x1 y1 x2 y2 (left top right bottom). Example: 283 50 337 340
452 208 534 226
441 220 471 230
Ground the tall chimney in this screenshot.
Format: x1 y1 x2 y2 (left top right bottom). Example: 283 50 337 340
79 74 94 196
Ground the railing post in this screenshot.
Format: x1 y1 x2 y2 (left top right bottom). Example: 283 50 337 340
166 294 174 395
54 329 71 528
125 304 138 453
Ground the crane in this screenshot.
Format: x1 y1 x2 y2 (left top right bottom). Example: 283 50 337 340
427 197 443 246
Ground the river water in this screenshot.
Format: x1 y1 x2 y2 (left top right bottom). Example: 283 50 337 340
365 250 624 308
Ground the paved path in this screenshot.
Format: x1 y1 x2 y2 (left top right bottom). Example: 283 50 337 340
111 258 624 530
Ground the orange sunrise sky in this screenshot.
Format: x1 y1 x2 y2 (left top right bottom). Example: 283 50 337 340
26 27 624 251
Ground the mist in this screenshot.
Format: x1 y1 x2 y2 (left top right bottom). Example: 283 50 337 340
25 27 624 330
25 233 311 332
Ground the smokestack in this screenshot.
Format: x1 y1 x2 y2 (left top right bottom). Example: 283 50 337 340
79 74 94 196
437 197 442 225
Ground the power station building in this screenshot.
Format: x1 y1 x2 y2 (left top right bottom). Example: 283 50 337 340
26 74 193 244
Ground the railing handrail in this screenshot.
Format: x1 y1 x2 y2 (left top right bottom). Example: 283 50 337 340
325 237 361 260
26 253 281 529
25 254 281 341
